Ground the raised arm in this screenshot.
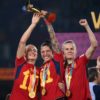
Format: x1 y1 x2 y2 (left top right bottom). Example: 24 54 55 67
43 18 60 53
17 13 43 58
79 19 98 59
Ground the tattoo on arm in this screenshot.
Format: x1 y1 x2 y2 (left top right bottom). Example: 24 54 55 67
47 24 60 53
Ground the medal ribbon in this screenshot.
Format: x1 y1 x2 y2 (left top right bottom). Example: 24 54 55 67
29 66 36 94
65 63 75 90
42 63 50 87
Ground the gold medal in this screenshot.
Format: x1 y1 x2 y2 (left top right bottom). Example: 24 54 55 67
42 87 46 96
66 89 71 97
29 91 35 98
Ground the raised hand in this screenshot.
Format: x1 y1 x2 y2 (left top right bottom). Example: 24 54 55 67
31 11 47 24
41 10 48 17
31 13 41 24
79 19 88 27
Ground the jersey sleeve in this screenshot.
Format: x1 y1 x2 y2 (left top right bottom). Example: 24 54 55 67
15 56 26 67
53 51 65 81
78 54 89 65
53 51 63 61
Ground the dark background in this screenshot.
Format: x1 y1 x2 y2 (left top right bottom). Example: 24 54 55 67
0 0 100 99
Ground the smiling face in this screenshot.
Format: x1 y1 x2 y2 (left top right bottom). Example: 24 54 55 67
62 40 77 60
41 45 53 62
25 44 38 61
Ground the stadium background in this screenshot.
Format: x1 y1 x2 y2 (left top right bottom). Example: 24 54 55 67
0 0 100 99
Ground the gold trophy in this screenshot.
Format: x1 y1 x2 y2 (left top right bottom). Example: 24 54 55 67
26 4 40 13
25 0 40 13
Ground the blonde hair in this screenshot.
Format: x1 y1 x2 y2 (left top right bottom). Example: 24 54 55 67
25 44 37 51
25 44 38 54
62 40 77 58
24 44 38 61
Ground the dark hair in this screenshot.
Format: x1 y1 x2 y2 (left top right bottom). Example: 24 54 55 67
88 68 98 82
64 60 68 68
40 40 53 51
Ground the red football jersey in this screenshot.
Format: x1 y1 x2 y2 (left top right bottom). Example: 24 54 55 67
10 56 40 100
65 54 91 100
40 52 65 100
